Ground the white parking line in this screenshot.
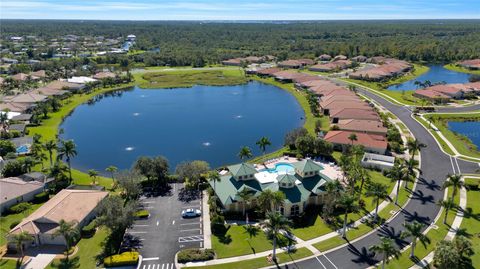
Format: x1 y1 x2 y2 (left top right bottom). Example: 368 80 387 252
156 220 159 226
181 205 200 209
143 257 160 261
180 228 200 232
172 220 175 225
133 224 150 227
143 206 155 209
449 156 456 174
180 222 199 226
128 231 148 234
454 157 462 174
178 235 203 242
315 256 327 269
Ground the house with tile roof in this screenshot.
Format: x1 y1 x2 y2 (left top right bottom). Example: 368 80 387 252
0 177 45 214
324 130 388 154
211 159 332 217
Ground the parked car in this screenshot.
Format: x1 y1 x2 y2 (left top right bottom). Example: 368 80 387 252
182 208 201 218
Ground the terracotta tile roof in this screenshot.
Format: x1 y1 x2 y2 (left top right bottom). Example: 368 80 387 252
329 107 379 121
93 71 116 79
458 59 480 69
31 70 46 78
336 119 388 135
256 67 282 76
309 60 352 72
0 102 33 112
425 85 463 95
3 93 47 103
324 130 388 150
320 100 370 110
413 89 450 99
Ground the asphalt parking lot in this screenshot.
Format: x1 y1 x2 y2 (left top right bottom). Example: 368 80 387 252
125 183 203 269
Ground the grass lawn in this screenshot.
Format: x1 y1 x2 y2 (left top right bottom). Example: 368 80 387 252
444 63 480 75
424 113 480 159
0 202 45 246
415 116 456 156
0 259 17 269
46 227 109 269
187 247 312 269
136 69 247 88
27 84 135 189
211 225 272 258
341 64 430 106
460 177 480 268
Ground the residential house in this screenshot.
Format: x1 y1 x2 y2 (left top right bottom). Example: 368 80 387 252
0 177 45 214
329 108 380 123
334 119 388 136
324 131 388 154
361 153 395 171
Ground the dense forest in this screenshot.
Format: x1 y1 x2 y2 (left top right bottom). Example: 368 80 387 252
1 20 480 67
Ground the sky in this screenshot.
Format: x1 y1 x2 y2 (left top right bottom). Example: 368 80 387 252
1 0 479 20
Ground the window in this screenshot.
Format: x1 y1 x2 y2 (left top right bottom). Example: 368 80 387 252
291 205 300 216
239 176 243 180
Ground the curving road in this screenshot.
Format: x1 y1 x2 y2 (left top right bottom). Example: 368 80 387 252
271 86 480 269
435 103 480 113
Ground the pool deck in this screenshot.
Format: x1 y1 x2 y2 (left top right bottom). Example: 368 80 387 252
254 156 344 182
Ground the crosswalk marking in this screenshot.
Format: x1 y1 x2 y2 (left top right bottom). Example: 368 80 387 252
178 235 203 242
142 263 173 269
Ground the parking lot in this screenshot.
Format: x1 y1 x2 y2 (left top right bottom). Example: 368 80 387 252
125 183 203 269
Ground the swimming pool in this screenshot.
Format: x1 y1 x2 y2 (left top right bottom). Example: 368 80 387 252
262 163 295 174
16 144 30 154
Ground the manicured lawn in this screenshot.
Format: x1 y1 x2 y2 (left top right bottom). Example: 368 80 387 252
424 113 480 159
211 225 272 258
0 259 18 269
137 69 247 88
415 116 456 156
0 202 45 246
444 63 480 75
460 178 480 268
187 247 312 269
46 227 110 269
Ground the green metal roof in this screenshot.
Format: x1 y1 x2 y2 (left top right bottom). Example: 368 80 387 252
227 163 258 178
277 174 297 185
292 159 324 173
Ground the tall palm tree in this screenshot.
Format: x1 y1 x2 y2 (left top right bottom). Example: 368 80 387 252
442 174 464 202
22 157 36 173
357 167 371 201
11 231 33 265
438 198 455 224
403 158 420 189
258 189 285 214
387 161 409 205
52 220 79 261
337 194 357 238
208 170 221 197
237 188 253 216
262 211 292 262
406 138 424 160
348 133 358 146
238 146 253 160
369 237 400 269
365 182 389 222
44 140 57 167
401 221 430 258
105 165 118 188
57 140 77 183
256 137 271 156
88 169 99 185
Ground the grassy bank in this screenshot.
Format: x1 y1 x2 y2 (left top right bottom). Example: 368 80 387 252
424 113 480 159
211 225 271 258
444 63 480 75
135 69 247 88
461 177 480 268
341 64 430 106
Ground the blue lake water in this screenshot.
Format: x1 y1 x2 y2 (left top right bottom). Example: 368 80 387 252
448 121 480 149
387 65 471 91
60 81 304 172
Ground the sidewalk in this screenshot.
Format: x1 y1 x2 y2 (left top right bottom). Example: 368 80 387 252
202 191 212 249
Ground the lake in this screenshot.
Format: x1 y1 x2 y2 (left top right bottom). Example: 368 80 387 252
387 65 471 91
448 121 480 149
60 81 304 172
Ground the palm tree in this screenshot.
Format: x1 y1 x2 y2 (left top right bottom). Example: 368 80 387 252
44 140 57 167
369 237 400 269
262 211 292 262
52 220 79 261
348 133 358 146
337 194 357 238
438 198 455 224
88 169 99 185
11 231 33 265
401 221 430 258
22 157 36 173
406 138 425 160
237 188 253 216
256 137 271 156
258 189 285 214
49 162 69 181
207 170 221 197
238 146 253 160
105 165 118 188
365 182 389 222
402 158 418 189
357 167 371 200
387 161 409 205
442 174 464 202
36 151 48 170
57 140 77 183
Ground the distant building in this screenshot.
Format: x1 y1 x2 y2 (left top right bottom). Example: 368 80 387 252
126 34 137 41
361 153 395 171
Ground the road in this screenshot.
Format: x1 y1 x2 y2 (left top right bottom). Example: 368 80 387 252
272 84 480 269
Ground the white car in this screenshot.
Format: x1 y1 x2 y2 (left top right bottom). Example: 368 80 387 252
182 208 201 218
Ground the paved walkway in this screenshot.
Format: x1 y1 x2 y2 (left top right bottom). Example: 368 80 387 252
202 191 212 249
22 254 56 269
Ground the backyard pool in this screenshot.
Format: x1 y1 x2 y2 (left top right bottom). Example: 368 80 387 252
60 81 304 172
262 163 295 174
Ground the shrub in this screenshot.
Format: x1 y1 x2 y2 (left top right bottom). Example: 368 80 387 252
177 248 215 263
10 220 20 229
135 209 150 219
33 192 49 203
81 220 97 238
104 251 139 267
9 202 31 214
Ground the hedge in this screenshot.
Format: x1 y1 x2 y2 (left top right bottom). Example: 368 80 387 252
9 202 31 214
135 209 150 219
10 220 20 229
104 251 139 267
81 220 97 238
33 192 49 203
177 248 215 263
